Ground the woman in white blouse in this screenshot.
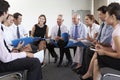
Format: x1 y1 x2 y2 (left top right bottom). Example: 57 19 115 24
72 14 100 70
85 14 100 43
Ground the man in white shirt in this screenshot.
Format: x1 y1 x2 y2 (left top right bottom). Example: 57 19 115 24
2 14 14 50
0 1 42 80
47 14 72 67
12 12 28 39
70 13 87 68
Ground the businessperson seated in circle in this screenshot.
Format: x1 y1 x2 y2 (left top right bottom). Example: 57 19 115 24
81 3 120 80
0 1 42 80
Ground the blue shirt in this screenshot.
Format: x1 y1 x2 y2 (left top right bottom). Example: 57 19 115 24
97 22 113 46
70 22 87 40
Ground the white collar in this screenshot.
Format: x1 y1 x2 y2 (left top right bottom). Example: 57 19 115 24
13 23 20 27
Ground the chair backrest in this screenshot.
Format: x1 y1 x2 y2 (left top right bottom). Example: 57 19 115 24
101 67 120 80
0 72 23 80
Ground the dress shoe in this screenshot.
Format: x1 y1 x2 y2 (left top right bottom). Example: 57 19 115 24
54 57 58 63
41 63 46 68
72 66 81 72
79 75 93 80
75 66 86 75
64 61 72 67
70 63 77 69
57 63 62 67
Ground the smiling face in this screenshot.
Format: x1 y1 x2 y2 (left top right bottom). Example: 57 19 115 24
85 16 93 26
72 14 80 25
105 12 115 25
38 16 46 25
57 15 63 26
14 15 22 25
98 11 106 21
6 15 14 26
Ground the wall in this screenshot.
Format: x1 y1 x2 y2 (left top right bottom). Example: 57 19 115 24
6 0 92 35
94 0 107 23
108 0 120 4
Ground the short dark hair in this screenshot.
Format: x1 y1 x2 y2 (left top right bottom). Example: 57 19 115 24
0 0 10 16
13 12 22 19
107 3 120 20
97 6 107 14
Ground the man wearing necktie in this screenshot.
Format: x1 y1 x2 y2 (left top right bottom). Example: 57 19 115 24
17 26 20 38
57 26 61 36
69 13 87 69
13 12 28 39
1 25 11 52
47 14 72 67
0 1 42 80
79 6 113 78
74 25 78 40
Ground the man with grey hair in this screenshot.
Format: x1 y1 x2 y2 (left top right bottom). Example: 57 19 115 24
70 13 87 40
70 13 87 69
47 14 72 67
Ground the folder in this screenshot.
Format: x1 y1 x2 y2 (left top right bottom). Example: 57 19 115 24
65 39 87 48
12 37 41 47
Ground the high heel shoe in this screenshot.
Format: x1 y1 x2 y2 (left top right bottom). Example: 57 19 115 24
72 66 81 72
79 75 93 80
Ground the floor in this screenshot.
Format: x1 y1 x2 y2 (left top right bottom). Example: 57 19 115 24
42 49 80 80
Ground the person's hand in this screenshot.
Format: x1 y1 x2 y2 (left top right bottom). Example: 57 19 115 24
55 36 59 41
26 52 34 58
93 40 98 44
21 44 32 52
12 49 19 53
55 36 63 41
96 49 105 55
87 36 92 41
95 44 103 49
95 44 105 55
16 41 24 50
77 38 82 41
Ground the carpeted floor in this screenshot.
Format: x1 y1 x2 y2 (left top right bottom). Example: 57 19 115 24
42 63 80 80
42 48 81 80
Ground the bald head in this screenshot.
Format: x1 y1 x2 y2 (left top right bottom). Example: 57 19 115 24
72 13 80 25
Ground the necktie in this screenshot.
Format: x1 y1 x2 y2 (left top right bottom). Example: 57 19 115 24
17 27 20 39
1 25 11 52
74 25 78 40
57 26 61 37
97 23 104 42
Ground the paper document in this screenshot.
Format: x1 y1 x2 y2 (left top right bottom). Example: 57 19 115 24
34 50 44 63
69 39 78 43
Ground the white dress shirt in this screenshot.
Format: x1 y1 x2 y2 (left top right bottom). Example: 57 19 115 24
11 24 28 39
0 23 26 63
70 22 88 40
87 23 100 39
2 24 15 50
51 24 68 39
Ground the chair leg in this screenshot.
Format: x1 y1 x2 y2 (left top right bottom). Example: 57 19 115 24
48 50 50 63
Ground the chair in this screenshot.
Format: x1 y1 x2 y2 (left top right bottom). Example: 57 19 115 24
0 70 27 80
47 33 69 63
101 67 120 80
